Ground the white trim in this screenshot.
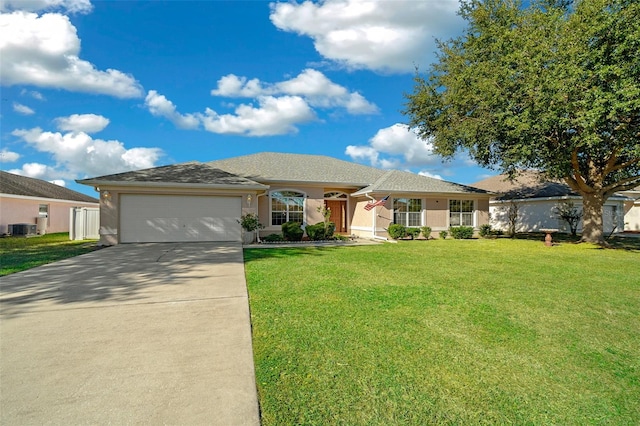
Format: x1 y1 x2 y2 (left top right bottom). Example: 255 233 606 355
0 193 98 205
448 198 476 228
391 197 424 227
269 189 307 226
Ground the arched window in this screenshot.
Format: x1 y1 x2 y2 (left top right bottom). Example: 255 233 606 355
270 190 305 225
323 191 348 199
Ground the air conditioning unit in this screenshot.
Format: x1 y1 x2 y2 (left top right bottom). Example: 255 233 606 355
9 224 37 236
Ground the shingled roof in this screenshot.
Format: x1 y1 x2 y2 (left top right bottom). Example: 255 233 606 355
77 162 267 189
353 169 489 195
207 152 385 186
1 171 98 203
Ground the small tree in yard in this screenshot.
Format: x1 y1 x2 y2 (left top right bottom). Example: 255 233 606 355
554 201 583 236
404 0 640 244
505 201 519 238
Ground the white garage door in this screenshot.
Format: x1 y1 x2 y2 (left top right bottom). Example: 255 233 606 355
120 194 241 243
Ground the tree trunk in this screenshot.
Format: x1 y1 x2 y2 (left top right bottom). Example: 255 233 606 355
581 192 605 244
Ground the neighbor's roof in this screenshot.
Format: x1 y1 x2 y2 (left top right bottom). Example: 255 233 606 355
207 152 385 186
471 170 630 200
0 170 99 203
77 162 267 189
352 169 489 196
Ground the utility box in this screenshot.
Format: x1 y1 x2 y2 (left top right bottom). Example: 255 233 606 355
9 224 37 236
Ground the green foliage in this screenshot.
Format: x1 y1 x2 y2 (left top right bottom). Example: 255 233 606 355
0 233 99 276
245 240 640 424
479 224 493 238
305 222 336 241
439 230 448 239
449 226 475 239
388 224 407 240
281 221 304 241
404 0 640 243
263 233 284 242
420 226 432 239
406 227 421 239
238 213 264 232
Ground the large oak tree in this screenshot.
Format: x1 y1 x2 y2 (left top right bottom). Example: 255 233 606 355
404 0 640 243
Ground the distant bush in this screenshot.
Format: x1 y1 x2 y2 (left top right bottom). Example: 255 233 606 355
479 224 493 238
388 224 407 239
306 222 336 241
439 230 448 239
449 226 475 239
263 233 284 242
281 222 304 241
420 226 432 239
406 227 421 239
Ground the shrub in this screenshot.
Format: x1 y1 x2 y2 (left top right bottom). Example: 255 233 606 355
238 213 264 232
479 224 493 238
439 230 448 239
305 222 336 240
420 226 432 239
388 224 407 240
263 233 284 242
449 226 475 239
281 221 304 241
406 227 421 239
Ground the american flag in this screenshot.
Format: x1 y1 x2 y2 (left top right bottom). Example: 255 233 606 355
364 195 389 211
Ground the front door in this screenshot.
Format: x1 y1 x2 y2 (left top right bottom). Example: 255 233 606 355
325 200 347 233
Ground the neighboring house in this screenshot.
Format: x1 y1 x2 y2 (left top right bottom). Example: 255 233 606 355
0 171 99 235
620 186 640 231
471 170 628 234
78 152 491 245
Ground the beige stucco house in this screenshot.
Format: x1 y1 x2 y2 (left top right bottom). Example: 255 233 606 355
78 152 491 245
0 171 99 235
471 171 629 234
621 186 640 231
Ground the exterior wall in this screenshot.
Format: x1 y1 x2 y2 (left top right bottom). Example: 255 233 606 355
490 197 625 233
624 201 640 231
94 186 258 245
0 194 98 235
425 198 448 229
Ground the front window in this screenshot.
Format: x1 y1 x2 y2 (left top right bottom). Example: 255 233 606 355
394 198 422 227
450 200 474 226
39 204 49 217
271 191 305 225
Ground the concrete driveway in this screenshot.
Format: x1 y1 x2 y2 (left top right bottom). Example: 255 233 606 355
0 242 260 425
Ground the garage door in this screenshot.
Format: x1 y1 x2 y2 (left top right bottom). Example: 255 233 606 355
120 194 241 243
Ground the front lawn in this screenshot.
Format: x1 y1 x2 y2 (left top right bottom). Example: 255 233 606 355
0 233 99 276
245 239 640 425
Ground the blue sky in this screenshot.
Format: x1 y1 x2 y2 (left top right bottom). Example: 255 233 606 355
1 0 496 196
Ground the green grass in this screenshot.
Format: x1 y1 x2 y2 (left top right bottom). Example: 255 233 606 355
244 239 640 425
0 233 99 276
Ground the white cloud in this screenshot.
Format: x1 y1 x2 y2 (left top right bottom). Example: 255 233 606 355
49 178 66 186
270 0 461 73
13 102 35 115
11 127 162 177
8 162 67 181
145 90 200 130
0 148 20 162
21 89 45 100
346 123 439 168
418 170 443 180
0 0 92 14
211 68 378 114
55 113 109 133
201 95 316 136
0 11 143 98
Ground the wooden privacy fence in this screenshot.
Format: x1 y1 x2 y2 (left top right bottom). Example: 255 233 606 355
70 207 100 240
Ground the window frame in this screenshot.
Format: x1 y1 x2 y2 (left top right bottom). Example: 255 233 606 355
269 190 306 226
38 204 49 218
393 197 423 227
449 199 475 227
